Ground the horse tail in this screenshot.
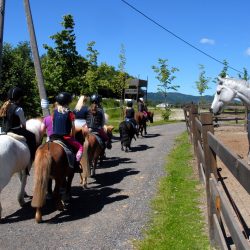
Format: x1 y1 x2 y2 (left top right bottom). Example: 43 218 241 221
31 144 52 208
80 135 91 178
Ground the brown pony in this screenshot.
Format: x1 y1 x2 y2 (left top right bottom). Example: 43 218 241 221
80 125 114 188
135 111 154 136
31 140 89 223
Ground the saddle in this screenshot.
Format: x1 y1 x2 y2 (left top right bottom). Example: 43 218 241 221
49 135 76 169
90 131 105 149
7 132 27 142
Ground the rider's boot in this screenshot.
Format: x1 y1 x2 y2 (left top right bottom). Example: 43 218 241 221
74 161 83 173
106 140 112 149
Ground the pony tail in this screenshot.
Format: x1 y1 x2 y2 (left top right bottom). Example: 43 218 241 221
31 145 52 208
0 100 11 117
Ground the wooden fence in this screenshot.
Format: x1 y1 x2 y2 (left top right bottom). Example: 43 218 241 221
183 104 250 249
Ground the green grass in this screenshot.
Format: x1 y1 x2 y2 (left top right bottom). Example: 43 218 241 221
134 132 211 250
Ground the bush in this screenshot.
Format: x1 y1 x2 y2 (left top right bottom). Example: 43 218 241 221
161 108 171 120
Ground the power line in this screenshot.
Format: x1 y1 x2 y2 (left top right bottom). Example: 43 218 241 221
121 0 243 75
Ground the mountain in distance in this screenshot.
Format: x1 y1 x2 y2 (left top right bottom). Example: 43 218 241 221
147 92 214 105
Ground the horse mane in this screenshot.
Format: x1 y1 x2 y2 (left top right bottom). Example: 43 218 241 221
221 77 250 88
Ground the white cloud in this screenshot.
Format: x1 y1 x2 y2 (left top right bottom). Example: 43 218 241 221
245 47 250 56
200 38 215 45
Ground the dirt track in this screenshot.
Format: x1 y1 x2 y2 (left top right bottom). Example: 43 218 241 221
0 123 185 250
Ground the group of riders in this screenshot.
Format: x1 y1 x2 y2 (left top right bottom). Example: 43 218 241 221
0 86 149 173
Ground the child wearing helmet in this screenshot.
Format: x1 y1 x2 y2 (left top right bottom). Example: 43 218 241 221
0 86 37 160
85 94 112 149
52 92 83 173
125 100 138 133
138 97 148 119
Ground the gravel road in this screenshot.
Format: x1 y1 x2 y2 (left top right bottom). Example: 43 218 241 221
0 122 185 250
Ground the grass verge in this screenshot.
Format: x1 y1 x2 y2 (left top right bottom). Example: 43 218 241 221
134 132 211 250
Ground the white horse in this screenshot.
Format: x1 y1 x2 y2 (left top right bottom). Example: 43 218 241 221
0 118 43 219
211 76 250 163
211 76 250 114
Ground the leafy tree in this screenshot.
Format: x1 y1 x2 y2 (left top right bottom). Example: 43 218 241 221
195 64 210 104
112 44 129 100
218 59 228 78
85 41 100 94
1 42 40 117
152 58 179 115
42 14 88 99
238 67 249 81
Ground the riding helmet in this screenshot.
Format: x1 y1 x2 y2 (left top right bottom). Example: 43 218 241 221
56 92 72 106
127 101 133 107
90 94 101 104
7 87 24 101
139 97 144 102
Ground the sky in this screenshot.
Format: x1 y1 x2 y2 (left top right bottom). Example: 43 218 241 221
3 0 250 96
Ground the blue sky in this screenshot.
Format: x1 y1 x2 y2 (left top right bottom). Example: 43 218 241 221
3 0 250 96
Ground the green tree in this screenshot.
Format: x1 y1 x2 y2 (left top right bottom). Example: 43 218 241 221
218 59 228 78
85 41 99 94
1 42 40 117
152 58 179 111
42 14 88 99
238 67 249 81
195 64 210 105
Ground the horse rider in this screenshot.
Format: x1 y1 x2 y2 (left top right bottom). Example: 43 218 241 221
138 97 148 120
73 95 89 119
52 92 83 173
0 86 37 161
125 100 138 134
84 94 112 149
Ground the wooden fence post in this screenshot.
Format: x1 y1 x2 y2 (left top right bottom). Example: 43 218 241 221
190 104 198 154
200 112 217 244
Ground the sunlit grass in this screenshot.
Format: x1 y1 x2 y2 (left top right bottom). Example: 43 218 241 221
134 132 211 250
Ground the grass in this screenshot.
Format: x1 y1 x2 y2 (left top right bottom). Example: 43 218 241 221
134 132 211 250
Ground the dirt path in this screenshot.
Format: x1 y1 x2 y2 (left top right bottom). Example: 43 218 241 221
0 123 185 250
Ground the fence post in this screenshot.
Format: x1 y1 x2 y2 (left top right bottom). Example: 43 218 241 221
190 104 198 154
200 112 217 244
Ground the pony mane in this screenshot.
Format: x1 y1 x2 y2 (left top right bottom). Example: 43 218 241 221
221 77 250 88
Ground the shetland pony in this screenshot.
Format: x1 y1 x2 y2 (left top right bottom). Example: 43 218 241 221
79 125 114 188
0 118 43 220
135 111 154 136
119 121 138 152
31 139 89 223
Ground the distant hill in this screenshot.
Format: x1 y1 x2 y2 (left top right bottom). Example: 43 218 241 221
147 92 214 105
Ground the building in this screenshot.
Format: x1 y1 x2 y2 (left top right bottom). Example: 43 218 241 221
124 78 148 101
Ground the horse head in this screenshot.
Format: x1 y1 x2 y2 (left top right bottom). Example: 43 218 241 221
210 77 237 115
148 112 154 123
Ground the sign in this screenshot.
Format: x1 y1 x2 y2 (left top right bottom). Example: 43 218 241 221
125 89 137 94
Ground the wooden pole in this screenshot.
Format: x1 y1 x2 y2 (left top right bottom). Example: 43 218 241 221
0 0 5 87
23 0 49 116
200 112 217 243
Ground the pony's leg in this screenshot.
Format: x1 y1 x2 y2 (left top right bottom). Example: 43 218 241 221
0 199 2 220
53 179 64 211
62 173 74 202
17 169 28 206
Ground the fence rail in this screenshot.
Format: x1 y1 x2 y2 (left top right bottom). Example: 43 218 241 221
183 104 250 249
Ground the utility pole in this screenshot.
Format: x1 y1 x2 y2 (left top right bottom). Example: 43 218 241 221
0 0 5 88
23 0 49 116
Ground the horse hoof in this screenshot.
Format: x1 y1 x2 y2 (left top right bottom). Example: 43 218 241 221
35 211 42 223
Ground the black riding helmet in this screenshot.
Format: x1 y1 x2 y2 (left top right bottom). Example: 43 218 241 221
56 92 72 106
90 94 101 104
8 87 24 101
127 101 133 107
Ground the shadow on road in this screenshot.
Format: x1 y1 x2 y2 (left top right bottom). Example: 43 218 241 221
1 167 138 224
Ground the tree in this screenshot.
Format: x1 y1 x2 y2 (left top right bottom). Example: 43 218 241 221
195 64 210 104
1 42 40 117
42 14 88 99
152 58 179 108
218 59 229 78
238 67 249 81
85 41 100 94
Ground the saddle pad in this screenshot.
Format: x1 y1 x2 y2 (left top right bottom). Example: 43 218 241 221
7 132 27 142
52 140 75 169
91 132 105 149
